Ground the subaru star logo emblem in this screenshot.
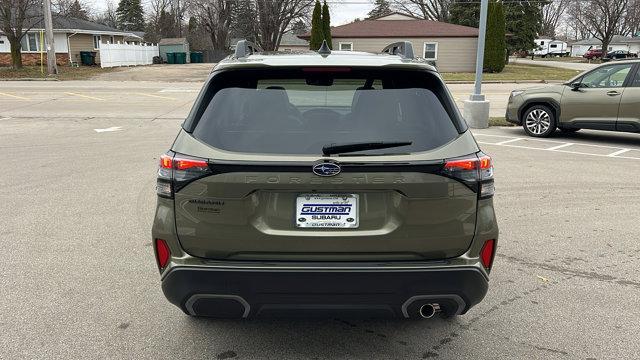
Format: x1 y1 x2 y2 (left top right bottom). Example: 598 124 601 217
313 162 341 177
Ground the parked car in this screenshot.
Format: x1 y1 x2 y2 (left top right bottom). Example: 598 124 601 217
583 48 604 59
604 50 638 60
506 59 640 137
152 40 499 319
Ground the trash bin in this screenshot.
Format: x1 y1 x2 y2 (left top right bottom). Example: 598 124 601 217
175 52 187 64
79 51 97 66
190 52 203 63
166 52 176 64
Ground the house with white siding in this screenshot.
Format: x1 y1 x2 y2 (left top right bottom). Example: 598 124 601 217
570 35 640 57
0 15 141 66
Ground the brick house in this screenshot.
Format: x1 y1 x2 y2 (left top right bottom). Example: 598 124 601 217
0 16 141 66
299 12 479 72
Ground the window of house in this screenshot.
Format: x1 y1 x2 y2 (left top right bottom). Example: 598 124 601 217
423 42 438 60
20 33 40 52
108 35 115 44
93 35 101 49
540 41 545 45
550 44 557 48
339 42 353 51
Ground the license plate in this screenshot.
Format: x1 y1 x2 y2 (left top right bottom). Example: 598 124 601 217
296 194 359 228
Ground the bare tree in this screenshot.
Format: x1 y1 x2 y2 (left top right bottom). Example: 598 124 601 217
621 0 640 36
0 0 40 68
390 0 450 21
541 0 570 37
189 0 235 51
53 0 91 19
578 0 628 57
95 0 118 28
254 0 314 51
565 0 591 39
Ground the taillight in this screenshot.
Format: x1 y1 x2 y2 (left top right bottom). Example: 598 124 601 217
155 238 171 269
157 152 211 198
442 152 494 198
480 239 496 270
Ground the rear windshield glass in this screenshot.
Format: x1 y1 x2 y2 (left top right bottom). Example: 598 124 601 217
191 68 461 155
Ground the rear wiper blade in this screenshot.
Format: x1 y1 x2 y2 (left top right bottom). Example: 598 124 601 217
322 141 412 156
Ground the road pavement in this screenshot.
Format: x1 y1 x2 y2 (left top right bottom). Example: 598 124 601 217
510 58 599 71
1 80 639 359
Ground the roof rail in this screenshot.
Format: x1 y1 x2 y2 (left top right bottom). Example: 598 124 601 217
234 40 263 59
381 41 415 59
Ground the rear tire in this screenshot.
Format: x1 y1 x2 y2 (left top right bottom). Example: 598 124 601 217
522 105 557 137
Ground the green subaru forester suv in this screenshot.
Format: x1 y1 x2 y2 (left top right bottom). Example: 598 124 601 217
507 60 640 137
152 41 499 319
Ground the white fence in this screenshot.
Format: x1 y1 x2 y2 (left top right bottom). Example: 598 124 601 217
100 42 159 68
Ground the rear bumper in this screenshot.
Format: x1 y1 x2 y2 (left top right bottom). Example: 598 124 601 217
161 264 489 319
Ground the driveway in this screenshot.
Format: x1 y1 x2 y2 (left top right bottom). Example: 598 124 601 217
91 63 214 82
510 58 598 71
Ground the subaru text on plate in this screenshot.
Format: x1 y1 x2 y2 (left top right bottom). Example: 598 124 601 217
152 40 499 319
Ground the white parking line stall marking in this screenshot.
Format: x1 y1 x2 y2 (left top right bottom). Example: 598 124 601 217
546 143 574 151
159 89 199 93
94 127 123 133
607 149 632 157
495 138 524 145
478 142 640 161
65 92 105 101
133 93 177 100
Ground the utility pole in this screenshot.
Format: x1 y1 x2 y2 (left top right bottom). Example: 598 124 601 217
463 0 490 128
43 0 58 75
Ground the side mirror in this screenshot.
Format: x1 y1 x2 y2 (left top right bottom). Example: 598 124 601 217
570 82 582 91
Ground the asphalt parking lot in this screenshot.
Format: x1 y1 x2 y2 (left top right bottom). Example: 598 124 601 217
1 79 639 359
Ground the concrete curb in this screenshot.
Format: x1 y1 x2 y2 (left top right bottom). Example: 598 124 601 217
0 77 59 81
445 79 565 84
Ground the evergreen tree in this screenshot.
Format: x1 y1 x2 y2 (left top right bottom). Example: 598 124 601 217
158 10 177 38
69 0 89 20
322 1 332 49
450 0 543 58
367 0 393 19
504 1 543 55
449 0 480 28
232 0 258 42
309 0 324 50
291 20 307 35
116 0 145 31
483 1 506 73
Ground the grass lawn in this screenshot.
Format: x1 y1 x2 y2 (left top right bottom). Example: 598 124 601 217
0 65 120 80
489 117 515 127
442 64 581 82
529 56 590 63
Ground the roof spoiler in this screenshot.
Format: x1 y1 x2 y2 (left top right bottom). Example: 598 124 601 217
381 41 415 59
234 40 263 59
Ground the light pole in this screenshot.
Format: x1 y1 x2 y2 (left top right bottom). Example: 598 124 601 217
43 0 58 75
463 0 490 128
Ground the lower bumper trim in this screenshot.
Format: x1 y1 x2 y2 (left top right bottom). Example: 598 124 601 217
162 265 488 319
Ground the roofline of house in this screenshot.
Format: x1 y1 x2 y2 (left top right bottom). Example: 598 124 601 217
5 28 141 39
367 11 422 20
298 34 478 40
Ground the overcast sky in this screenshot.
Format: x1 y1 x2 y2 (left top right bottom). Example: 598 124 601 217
86 1 374 26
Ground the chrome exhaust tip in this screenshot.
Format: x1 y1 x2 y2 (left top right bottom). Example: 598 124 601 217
419 303 439 319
